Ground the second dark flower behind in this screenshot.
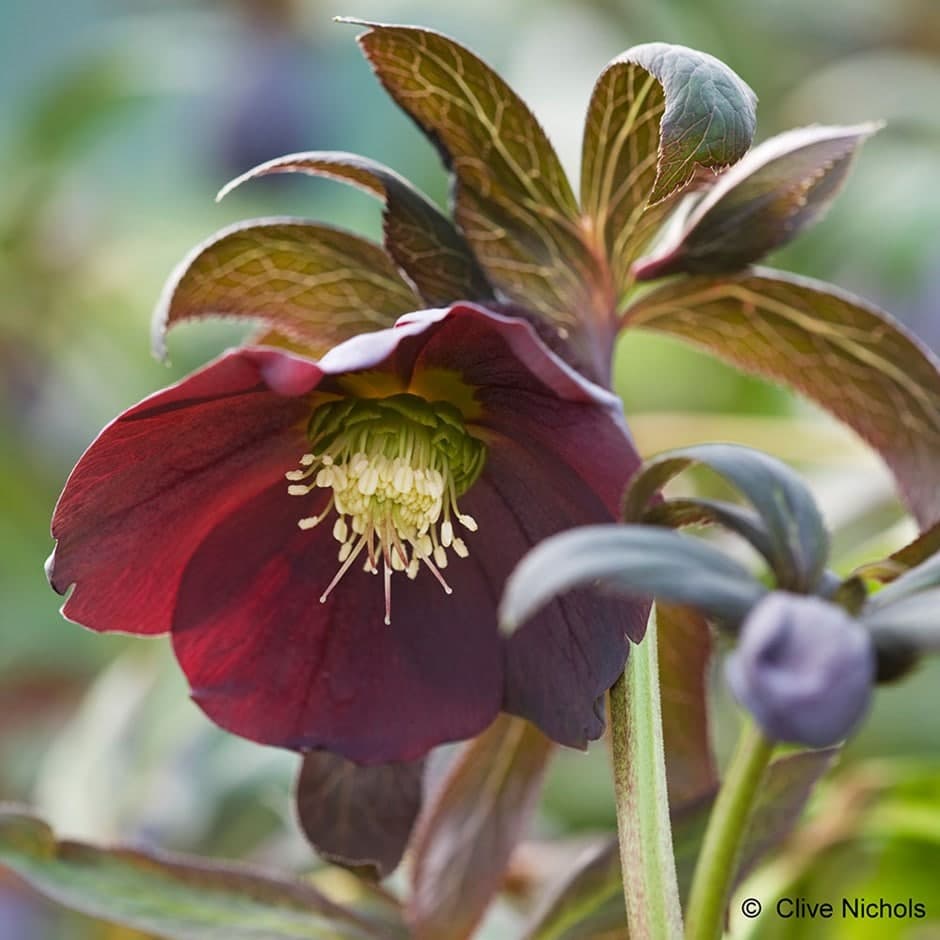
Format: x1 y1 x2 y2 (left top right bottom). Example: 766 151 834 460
48 304 645 763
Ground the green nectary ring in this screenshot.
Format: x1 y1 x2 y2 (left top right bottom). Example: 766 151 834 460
287 393 487 624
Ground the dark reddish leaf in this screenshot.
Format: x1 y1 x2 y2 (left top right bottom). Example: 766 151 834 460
295 752 424 879
657 603 718 809
408 716 554 940
152 220 420 359
218 151 492 306
625 269 940 527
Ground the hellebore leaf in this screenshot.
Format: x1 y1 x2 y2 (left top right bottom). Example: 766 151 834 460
295 752 424 880
0 808 382 940
500 525 767 633
217 151 492 306
657 602 718 809
864 547 940 611
863 588 940 652
582 43 756 298
887 522 940 571
633 123 880 279
523 747 835 939
734 747 840 879
624 443 828 592
351 21 602 333
855 520 940 584
625 269 940 527
521 838 626 940
152 219 420 359
408 716 554 940
641 497 777 567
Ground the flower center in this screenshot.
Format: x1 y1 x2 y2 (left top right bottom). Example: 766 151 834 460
285 393 486 624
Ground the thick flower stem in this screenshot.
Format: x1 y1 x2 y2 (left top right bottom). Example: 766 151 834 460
609 610 684 939
684 720 776 940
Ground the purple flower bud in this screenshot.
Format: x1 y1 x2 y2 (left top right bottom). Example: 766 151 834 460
726 592 875 747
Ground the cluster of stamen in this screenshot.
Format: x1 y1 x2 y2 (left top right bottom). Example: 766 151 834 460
286 394 486 624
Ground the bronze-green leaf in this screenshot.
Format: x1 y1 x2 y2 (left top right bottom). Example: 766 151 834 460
633 123 880 279
217 151 492 306
408 716 554 940
625 269 940 527
0 808 382 940
351 21 602 333
295 752 424 880
581 43 756 299
152 219 420 359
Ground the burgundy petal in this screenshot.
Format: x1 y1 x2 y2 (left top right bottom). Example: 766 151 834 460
465 423 644 748
399 303 647 744
171 479 502 763
51 302 644 761
48 350 320 635
399 303 624 413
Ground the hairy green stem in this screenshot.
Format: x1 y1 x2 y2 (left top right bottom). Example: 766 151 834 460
684 720 776 940
610 610 684 939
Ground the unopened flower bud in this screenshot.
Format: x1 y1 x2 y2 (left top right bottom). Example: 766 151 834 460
725 592 875 747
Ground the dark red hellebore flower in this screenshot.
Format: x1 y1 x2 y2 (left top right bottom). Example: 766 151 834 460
48 304 645 763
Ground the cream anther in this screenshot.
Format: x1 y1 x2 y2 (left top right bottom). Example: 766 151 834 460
286 393 485 623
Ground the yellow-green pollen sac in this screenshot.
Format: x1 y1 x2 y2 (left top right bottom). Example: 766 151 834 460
285 393 486 624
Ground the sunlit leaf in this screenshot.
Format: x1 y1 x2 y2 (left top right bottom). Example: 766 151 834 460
350 21 602 333
624 443 828 592
625 269 940 527
217 151 492 305
582 43 756 298
0 808 381 940
657 603 717 809
295 752 424 879
500 525 767 635
152 220 420 359
408 716 553 940
633 124 879 279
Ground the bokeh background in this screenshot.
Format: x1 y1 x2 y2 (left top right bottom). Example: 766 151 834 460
2 1 939 937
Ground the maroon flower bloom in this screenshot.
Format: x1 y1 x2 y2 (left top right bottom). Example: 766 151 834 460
48 304 644 763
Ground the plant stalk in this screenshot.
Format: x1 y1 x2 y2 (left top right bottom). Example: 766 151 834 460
610 609 684 939
684 720 776 940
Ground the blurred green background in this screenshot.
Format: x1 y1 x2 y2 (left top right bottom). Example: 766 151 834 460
1 1 939 937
